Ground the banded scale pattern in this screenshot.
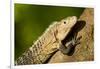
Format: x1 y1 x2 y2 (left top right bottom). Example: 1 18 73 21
15 21 59 65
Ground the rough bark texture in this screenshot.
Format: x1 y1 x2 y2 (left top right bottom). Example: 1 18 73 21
48 8 94 63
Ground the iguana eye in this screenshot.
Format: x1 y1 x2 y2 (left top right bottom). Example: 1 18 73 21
64 21 66 24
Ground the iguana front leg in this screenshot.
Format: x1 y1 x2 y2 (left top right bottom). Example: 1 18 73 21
59 34 81 55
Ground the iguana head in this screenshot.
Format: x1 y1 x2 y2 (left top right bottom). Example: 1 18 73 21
56 16 77 41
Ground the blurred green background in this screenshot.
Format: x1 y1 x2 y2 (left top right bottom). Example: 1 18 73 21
15 3 85 60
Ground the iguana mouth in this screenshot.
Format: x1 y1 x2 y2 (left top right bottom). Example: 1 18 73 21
62 21 78 45
58 22 76 56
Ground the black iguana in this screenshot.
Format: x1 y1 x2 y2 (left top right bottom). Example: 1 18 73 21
15 16 79 65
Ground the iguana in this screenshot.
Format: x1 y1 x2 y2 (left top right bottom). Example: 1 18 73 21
15 16 79 65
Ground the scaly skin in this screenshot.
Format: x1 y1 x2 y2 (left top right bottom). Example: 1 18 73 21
15 16 77 65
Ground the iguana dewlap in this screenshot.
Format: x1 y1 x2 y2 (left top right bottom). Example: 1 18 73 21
15 16 77 65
